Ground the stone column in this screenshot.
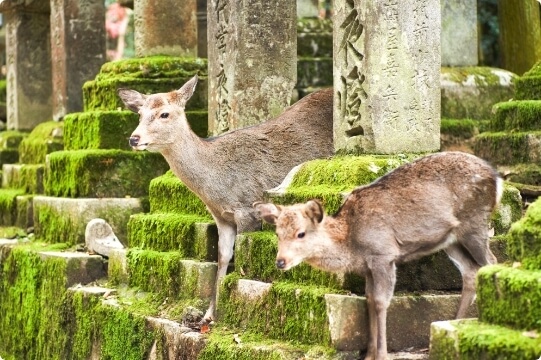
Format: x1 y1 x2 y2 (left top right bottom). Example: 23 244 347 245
197 0 208 58
207 0 297 135
333 0 440 154
0 1 52 131
50 0 106 120
441 0 477 66
134 0 198 57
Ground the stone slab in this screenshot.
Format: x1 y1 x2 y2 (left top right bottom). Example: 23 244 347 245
38 251 107 286
441 0 478 66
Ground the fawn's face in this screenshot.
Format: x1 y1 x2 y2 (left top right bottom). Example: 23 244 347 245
117 76 198 152
254 200 325 271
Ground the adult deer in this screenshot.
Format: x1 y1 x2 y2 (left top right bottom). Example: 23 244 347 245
118 76 333 322
255 151 502 360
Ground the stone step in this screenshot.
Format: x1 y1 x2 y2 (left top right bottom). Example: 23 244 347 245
430 319 541 359
44 149 169 198
107 248 217 301
0 188 27 226
63 110 208 152
506 196 541 269
474 131 541 166
491 100 541 132
265 156 522 235
33 195 144 245
2 164 44 193
440 66 516 120
82 56 208 112
220 277 475 352
18 120 63 164
0 130 28 167
127 213 217 259
476 264 541 332
440 118 489 153
515 60 541 100
235 231 508 294
148 171 210 217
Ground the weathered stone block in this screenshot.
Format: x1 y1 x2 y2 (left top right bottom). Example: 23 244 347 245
127 213 217 260
38 251 107 286
148 171 210 216
44 149 169 198
333 0 440 154
15 195 33 229
125 249 217 300
429 319 541 359
0 188 25 226
474 131 541 166
477 264 541 331
441 0 477 66
18 121 63 164
2 164 44 194
507 196 541 269
207 0 297 134
33 196 144 245
50 0 106 120
441 67 516 120
491 100 541 132
83 56 208 112
515 60 541 100
134 0 197 57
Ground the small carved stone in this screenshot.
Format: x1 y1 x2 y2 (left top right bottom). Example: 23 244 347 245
85 218 124 257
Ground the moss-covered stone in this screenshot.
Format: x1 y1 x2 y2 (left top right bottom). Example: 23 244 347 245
296 18 332 58
220 274 336 346
440 119 490 153
491 100 541 132
0 188 26 226
491 183 523 235
44 149 169 198
441 67 516 120
125 249 215 301
127 213 217 260
2 164 44 194
507 196 541 269
503 163 541 186
0 149 19 167
33 196 144 245
18 121 63 164
515 60 541 100
148 171 210 216
0 130 27 149
430 319 541 360
473 131 541 166
82 56 208 112
477 264 541 331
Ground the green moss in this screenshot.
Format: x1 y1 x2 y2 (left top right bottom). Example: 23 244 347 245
491 100 541 132
473 131 540 166
0 79 7 103
44 149 169 198
0 226 26 238
477 265 541 331
491 183 523 235
82 56 208 112
220 274 337 346
0 130 27 149
504 163 541 186
441 66 511 86
33 203 79 245
507 197 541 269
149 171 210 216
18 121 63 164
440 118 484 138
515 61 541 100
0 188 26 226
127 213 216 258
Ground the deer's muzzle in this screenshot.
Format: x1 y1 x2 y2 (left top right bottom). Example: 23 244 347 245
129 135 140 147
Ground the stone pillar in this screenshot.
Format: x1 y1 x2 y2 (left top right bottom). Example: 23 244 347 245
134 0 197 57
197 0 207 58
207 0 297 135
0 1 52 131
333 0 440 154
441 0 477 66
50 0 106 121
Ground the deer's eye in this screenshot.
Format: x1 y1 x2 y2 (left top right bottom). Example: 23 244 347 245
297 232 305 239
160 112 169 119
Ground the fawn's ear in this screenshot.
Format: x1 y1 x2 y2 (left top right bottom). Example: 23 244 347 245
117 89 146 113
253 202 282 225
305 199 324 224
172 75 198 108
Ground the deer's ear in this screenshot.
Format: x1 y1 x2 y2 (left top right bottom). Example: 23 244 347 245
253 202 282 225
173 75 198 108
117 89 146 113
305 200 324 224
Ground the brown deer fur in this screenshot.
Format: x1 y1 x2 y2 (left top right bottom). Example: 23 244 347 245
118 76 334 322
255 151 502 360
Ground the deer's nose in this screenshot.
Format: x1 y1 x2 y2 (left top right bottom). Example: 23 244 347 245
276 259 286 269
129 135 140 147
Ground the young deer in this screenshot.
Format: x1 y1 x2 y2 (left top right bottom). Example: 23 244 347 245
118 76 334 322
254 151 502 360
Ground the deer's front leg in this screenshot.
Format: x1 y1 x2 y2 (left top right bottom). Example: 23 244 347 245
203 220 237 322
364 273 378 360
